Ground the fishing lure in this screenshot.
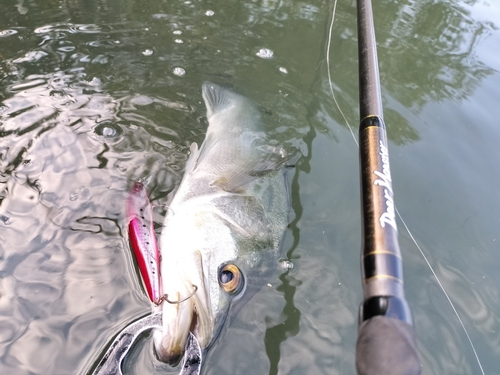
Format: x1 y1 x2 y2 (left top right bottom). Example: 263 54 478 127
90 182 202 375
126 181 162 303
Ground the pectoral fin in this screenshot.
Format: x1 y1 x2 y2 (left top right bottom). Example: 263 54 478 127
212 146 288 191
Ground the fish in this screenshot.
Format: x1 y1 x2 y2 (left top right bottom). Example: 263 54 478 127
153 82 291 364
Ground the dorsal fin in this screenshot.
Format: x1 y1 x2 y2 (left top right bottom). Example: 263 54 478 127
202 83 232 118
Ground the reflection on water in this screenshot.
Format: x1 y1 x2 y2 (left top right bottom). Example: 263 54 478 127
323 0 495 144
0 0 499 374
379 0 496 110
263 123 311 375
0 69 173 373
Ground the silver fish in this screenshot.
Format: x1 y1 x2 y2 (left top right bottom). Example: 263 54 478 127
153 83 291 363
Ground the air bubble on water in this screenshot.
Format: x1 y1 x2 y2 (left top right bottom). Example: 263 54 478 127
205 10 215 16
94 120 123 140
173 30 182 35
142 49 153 56
174 39 184 44
279 67 288 74
69 192 78 201
173 67 186 76
49 89 65 99
102 127 116 137
256 48 274 59
281 260 294 270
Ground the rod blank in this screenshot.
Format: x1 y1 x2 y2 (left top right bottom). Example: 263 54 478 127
354 0 421 374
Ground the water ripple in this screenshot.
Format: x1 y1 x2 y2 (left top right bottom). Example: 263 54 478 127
34 23 103 35
0 2 319 374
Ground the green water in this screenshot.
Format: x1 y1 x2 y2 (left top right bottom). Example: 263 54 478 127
0 0 499 374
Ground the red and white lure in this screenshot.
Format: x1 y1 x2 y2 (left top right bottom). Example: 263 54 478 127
126 181 162 304
90 181 202 375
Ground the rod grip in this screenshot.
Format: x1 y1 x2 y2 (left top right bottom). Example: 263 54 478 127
356 315 421 375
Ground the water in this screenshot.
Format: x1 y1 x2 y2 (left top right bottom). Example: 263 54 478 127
0 0 499 374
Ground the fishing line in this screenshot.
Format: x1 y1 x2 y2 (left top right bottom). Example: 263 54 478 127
325 1 485 374
397 211 485 375
326 0 358 147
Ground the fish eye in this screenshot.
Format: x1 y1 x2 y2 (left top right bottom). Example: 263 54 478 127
218 264 243 295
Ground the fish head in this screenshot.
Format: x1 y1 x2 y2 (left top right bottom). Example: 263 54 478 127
153 209 274 364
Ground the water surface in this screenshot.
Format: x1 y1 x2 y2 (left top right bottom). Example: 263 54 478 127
0 0 499 374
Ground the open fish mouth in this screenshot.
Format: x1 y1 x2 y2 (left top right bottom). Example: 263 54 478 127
153 252 214 364
154 293 213 363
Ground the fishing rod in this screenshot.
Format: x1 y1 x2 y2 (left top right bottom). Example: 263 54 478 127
355 0 421 374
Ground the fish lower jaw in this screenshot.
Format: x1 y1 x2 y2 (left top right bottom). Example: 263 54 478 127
153 311 209 364
153 329 184 364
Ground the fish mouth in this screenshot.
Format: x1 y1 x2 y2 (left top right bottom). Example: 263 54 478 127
153 253 213 364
